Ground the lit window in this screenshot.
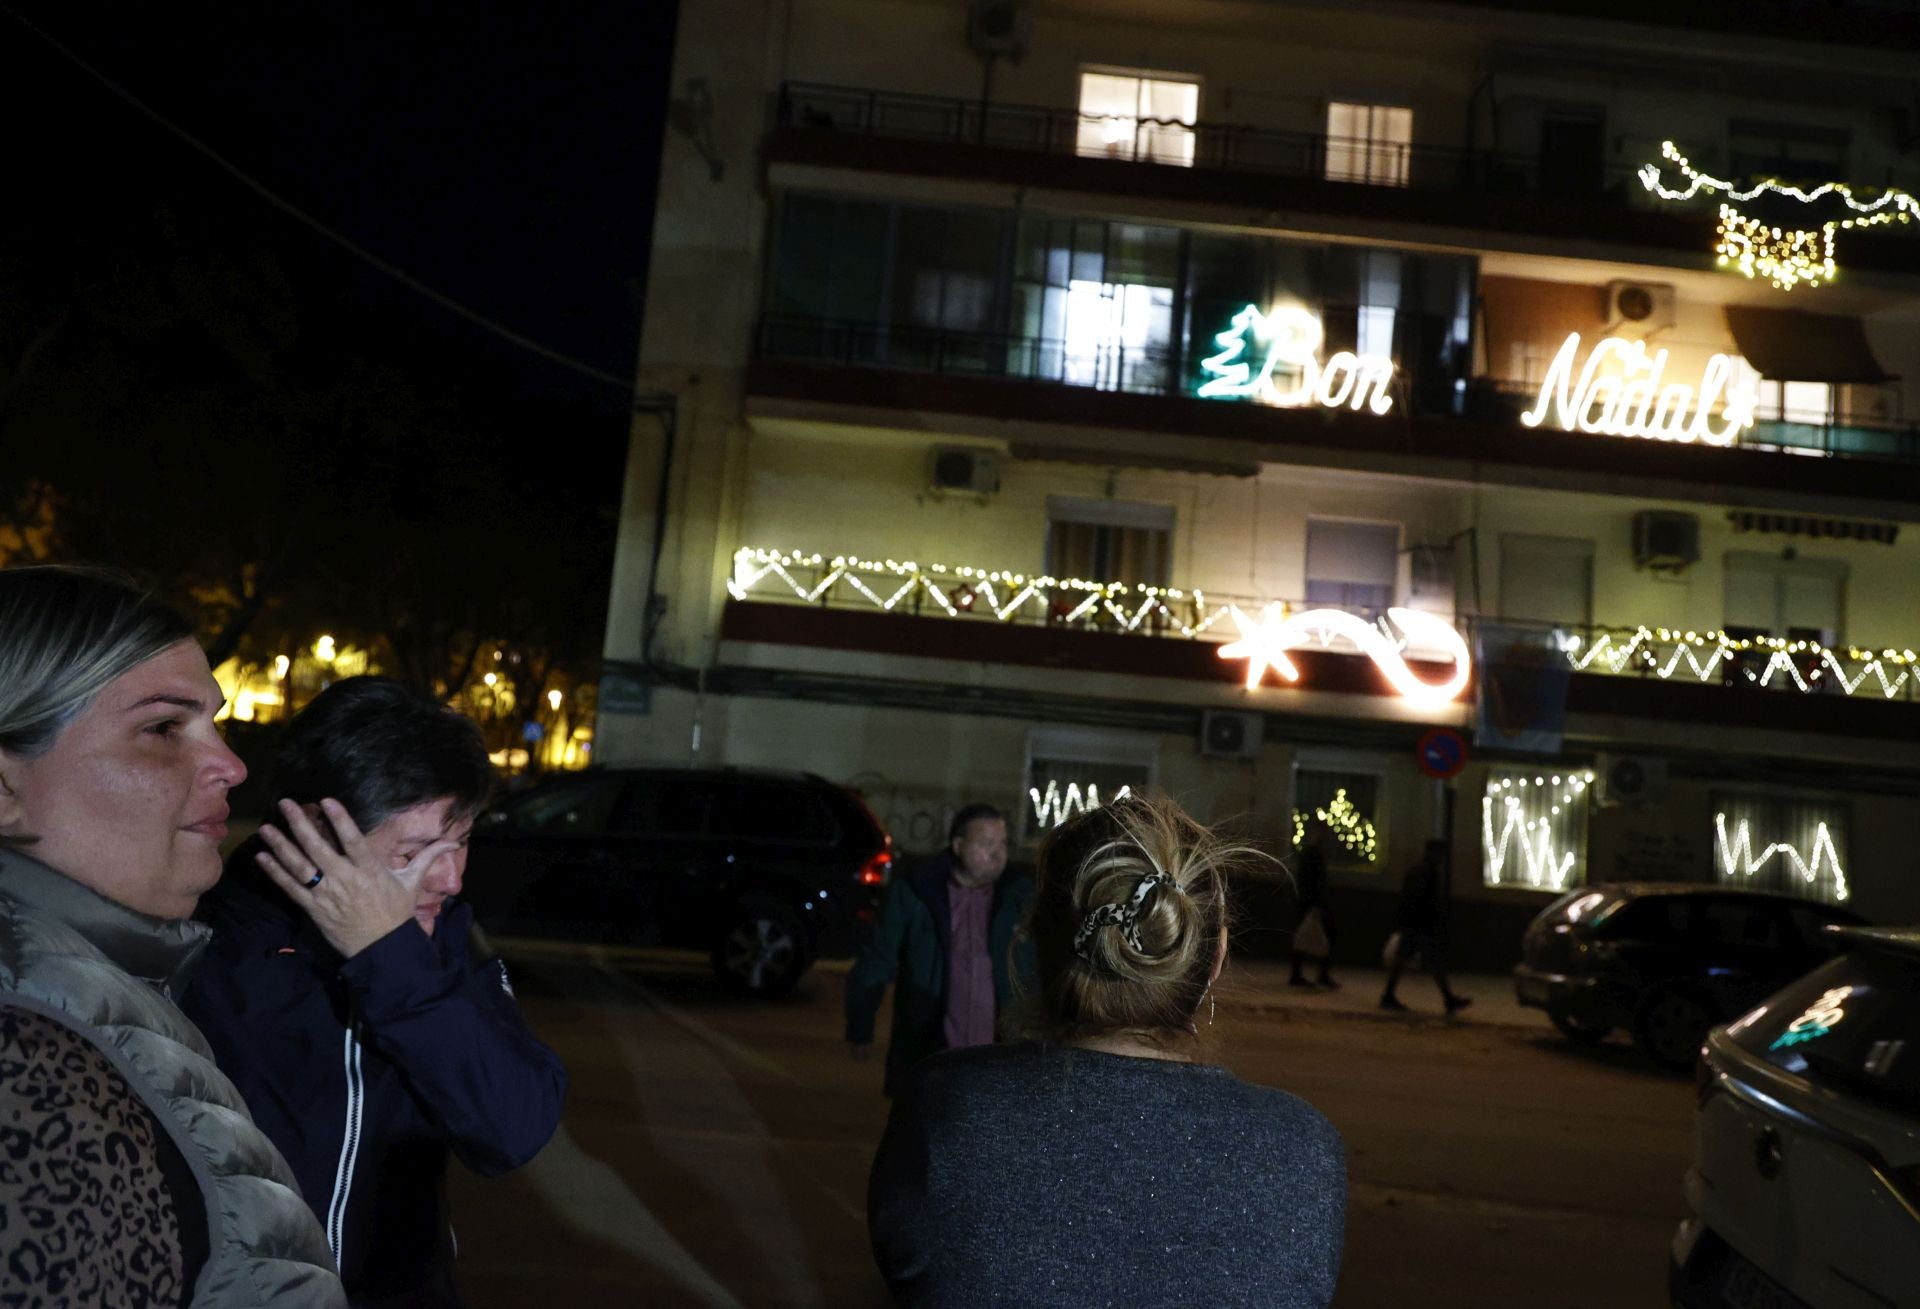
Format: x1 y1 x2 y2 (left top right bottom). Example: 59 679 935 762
1077 70 1200 167
1482 767 1590 891
1024 728 1157 843
1326 102 1412 186
1753 380 1833 425
1062 280 1175 390
1293 763 1386 870
1713 793 1849 905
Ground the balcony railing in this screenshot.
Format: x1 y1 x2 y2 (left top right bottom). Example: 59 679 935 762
778 82 1655 208
727 546 1920 705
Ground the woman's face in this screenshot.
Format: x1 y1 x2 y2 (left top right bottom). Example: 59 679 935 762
0 640 246 919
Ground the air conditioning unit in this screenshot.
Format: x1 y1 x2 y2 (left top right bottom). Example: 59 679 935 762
966 0 1030 60
1632 510 1700 571
928 446 1001 497
1606 280 1676 333
1200 710 1263 759
1593 753 1670 808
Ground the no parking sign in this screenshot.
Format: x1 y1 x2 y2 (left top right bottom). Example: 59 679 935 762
1416 727 1468 780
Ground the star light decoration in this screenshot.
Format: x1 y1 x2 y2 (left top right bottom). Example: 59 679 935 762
1638 140 1919 290
1217 605 1473 709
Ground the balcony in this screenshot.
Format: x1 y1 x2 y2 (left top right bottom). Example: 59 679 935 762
1394 0 1920 50
722 547 1920 741
769 84 1920 275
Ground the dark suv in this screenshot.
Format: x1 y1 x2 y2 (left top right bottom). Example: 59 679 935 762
1514 884 1862 1068
463 767 893 996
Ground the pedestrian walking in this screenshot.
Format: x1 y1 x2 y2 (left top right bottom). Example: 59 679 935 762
1380 838 1472 1014
1287 843 1338 988
0 566 345 1308
845 802 1033 1096
868 794 1346 1308
183 677 567 1308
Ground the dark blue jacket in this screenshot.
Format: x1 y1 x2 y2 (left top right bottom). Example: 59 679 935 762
845 856 1034 1096
183 855 567 1307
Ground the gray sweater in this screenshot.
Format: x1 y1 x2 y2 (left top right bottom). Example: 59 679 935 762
868 1041 1346 1308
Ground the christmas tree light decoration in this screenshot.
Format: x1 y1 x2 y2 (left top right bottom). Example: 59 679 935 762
1715 813 1849 902
1294 788 1379 861
1030 781 1132 829
1219 605 1472 708
1518 332 1756 444
1197 304 1396 413
1639 141 1920 291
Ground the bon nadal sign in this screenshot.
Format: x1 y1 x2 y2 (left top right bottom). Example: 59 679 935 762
1197 305 1758 447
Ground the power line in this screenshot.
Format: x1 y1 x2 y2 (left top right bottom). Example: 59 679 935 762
1 1 669 407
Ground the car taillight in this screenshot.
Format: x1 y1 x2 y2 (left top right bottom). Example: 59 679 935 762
859 848 893 886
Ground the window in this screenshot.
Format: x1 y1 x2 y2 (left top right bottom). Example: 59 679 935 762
1011 217 1178 393
1498 535 1594 627
1754 380 1833 426
1482 767 1591 891
608 776 709 836
1305 519 1398 613
507 775 618 834
1713 792 1850 905
1326 102 1412 186
1046 496 1173 587
1292 758 1387 871
1024 728 1157 842
1077 70 1199 167
709 782 838 844
1723 551 1846 644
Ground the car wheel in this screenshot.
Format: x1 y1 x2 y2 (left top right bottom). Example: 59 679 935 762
1633 985 1712 1070
712 898 810 998
1549 1007 1611 1044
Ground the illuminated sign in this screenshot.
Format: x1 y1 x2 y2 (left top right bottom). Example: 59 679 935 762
1030 780 1131 829
1198 305 1396 414
1519 333 1758 445
1769 984 1854 1050
1219 606 1471 709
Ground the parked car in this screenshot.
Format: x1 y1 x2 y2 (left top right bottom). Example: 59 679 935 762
1670 927 1920 1309
1514 884 1862 1068
462 767 893 996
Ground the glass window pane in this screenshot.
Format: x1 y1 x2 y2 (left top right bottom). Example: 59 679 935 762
1482 767 1591 891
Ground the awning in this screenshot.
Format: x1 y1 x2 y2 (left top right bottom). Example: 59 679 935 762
1723 306 1890 384
1727 510 1899 544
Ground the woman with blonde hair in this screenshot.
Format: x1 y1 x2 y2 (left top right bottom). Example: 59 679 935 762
0 566 344 1307
867 793 1345 1308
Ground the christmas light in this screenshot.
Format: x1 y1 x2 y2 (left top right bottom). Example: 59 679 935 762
1714 813 1849 902
1482 771 1593 892
1518 332 1756 445
1293 788 1379 861
1639 141 1920 291
1219 605 1471 708
1197 305 1395 414
1030 780 1132 829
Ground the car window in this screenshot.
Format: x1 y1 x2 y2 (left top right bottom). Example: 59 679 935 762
1693 898 1783 948
709 782 838 844
1786 905 1850 953
1599 897 1685 940
510 776 617 834
608 777 709 836
1730 948 1920 1116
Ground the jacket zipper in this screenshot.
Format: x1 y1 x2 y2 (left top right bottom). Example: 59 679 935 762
325 1025 365 1272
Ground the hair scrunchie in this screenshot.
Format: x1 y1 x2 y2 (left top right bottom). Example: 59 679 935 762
1073 870 1176 960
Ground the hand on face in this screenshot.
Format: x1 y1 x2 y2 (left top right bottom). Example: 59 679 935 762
256 798 462 958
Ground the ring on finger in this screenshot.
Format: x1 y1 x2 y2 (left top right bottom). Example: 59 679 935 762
304 869 325 890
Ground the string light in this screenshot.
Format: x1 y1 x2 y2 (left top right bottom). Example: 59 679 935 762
1219 605 1472 708
1292 788 1379 861
1197 304 1396 413
1714 813 1849 902
1030 780 1131 829
1482 771 1593 892
1639 141 1920 291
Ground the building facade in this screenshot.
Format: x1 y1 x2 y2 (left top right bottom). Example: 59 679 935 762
602 0 1920 964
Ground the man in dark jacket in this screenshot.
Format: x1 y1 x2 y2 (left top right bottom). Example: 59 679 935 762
846 803 1033 1096
1380 838 1472 1015
184 677 567 1308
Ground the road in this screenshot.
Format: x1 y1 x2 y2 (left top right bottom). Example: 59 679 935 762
445 945 1693 1307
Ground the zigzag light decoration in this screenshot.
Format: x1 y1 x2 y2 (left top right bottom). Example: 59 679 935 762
1639 140 1920 290
1715 813 1850 903
1030 781 1132 829
1482 772 1593 892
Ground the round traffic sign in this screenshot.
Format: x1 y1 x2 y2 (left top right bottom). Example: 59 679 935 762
1416 727 1468 780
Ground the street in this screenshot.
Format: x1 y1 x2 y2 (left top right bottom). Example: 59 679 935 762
447 944 1693 1308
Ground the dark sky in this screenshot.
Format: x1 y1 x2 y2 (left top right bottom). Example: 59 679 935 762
3 0 677 400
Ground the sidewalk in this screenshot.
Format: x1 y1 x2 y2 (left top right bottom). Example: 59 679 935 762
1222 958 1546 1033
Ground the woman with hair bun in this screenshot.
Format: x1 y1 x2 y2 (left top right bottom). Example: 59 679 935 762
867 793 1345 1308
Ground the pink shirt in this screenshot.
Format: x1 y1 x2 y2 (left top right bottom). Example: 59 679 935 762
943 882 997 1051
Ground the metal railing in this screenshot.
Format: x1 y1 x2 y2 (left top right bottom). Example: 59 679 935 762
778 82 1655 207
728 548 1920 705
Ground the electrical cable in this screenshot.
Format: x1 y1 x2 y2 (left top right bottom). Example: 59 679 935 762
1 0 671 410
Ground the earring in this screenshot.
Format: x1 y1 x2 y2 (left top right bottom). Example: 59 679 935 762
1209 990 1216 1026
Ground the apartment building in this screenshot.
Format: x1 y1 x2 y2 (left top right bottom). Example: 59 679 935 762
600 0 1920 963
